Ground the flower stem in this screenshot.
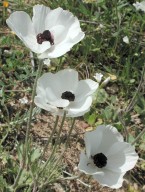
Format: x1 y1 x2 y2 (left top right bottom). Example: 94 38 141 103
65 118 76 148
39 111 67 175
12 60 43 189
132 128 145 145
41 115 59 158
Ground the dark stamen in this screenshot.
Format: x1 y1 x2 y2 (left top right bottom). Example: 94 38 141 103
61 91 75 102
36 30 54 45
92 153 107 168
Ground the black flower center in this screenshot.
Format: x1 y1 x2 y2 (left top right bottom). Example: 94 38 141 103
92 153 107 168
61 91 75 102
36 30 54 45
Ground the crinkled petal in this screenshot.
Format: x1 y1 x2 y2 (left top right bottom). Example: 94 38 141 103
78 152 101 175
32 4 51 34
93 170 125 189
106 142 138 173
67 96 92 117
75 79 99 101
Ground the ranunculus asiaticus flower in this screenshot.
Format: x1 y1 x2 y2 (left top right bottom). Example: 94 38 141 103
78 125 138 189
34 69 98 117
6 4 85 58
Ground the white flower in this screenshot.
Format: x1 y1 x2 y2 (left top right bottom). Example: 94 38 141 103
133 1 145 12
6 5 85 58
93 73 103 83
19 97 28 104
34 69 98 117
123 36 129 44
78 125 138 189
43 58 51 66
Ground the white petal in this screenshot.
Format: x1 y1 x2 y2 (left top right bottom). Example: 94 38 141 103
94 73 103 83
24 35 51 53
6 11 35 39
34 95 56 112
106 142 138 173
49 99 69 108
93 170 125 189
32 4 51 34
38 42 72 59
50 25 66 44
6 11 51 53
75 79 99 101
37 69 78 99
96 125 124 154
123 36 129 44
78 152 101 175
84 127 103 157
67 96 92 117
54 69 78 94
43 58 51 66
133 2 145 12
45 7 65 29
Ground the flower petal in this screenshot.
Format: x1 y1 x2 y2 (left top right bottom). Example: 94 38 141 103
96 125 124 154
54 69 79 94
106 142 138 173
32 4 51 34
93 170 125 189
6 11 51 53
67 96 92 117
6 11 35 39
75 79 99 101
84 127 103 158
84 125 124 157
34 95 56 112
78 152 101 175
36 69 78 99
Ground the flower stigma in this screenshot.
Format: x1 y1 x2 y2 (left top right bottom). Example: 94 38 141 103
92 153 107 168
61 91 75 102
36 30 54 45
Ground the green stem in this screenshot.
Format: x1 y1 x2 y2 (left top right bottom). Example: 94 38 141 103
132 128 145 145
41 115 59 158
12 60 43 190
65 118 76 148
39 111 67 175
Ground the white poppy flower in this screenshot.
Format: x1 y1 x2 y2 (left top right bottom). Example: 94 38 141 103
133 1 145 12
123 36 129 44
34 69 98 117
78 125 138 189
6 4 85 58
93 73 103 83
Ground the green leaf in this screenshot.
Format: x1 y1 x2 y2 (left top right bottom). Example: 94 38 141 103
87 113 97 125
30 148 41 162
95 89 108 103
